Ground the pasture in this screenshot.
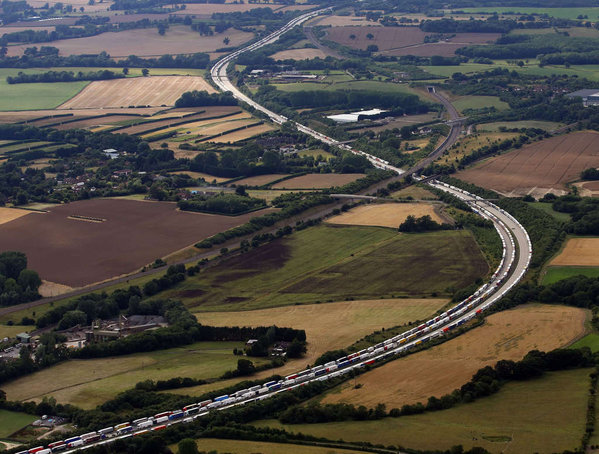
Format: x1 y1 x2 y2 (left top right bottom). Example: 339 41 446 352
542 267 599 285
549 237 599 267
570 333 599 353
174 439 367 454
271 173 365 189
318 304 587 409
0 409 37 438
392 185 439 200
326 203 445 228
477 120 564 131
440 131 519 165
258 367 590 453
0 198 271 287
452 95 509 112
0 77 88 111
59 76 214 109
456 131 599 197
2 341 261 409
162 225 488 311
196 298 448 376
271 48 329 60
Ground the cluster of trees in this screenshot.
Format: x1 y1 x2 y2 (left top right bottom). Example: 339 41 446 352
582 168 599 180
174 90 238 108
6 69 125 84
0 251 41 307
141 263 189 296
398 214 450 233
178 193 266 215
552 195 599 235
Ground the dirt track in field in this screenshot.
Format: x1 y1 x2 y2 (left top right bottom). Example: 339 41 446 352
0 198 271 287
321 304 588 409
327 203 445 229
59 76 215 109
457 131 599 196
550 238 599 266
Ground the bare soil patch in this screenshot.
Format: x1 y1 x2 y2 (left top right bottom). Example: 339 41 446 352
0 198 271 287
321 304 588 409
0 207 33 225
59 76 214 109
196 298 448 376
6 26 253 57
38 280 73 298
271 48 329 60
272 173 365 189
327 203 445 228
456 131 599 197
575 180 599 197
550 238 599 266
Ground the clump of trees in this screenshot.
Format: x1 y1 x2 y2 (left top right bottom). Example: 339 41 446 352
0 251 41 306
398 214 450 233
178 193 266 215
174 90 237 108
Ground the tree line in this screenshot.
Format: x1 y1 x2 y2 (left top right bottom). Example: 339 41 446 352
178 193 266 215
0 251 41 307
174 90 238 108
6 69 125 84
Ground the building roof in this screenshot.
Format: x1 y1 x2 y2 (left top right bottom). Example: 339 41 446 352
567 89 599 98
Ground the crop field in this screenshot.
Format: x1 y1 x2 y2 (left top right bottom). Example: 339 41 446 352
0 198 271 287
207 122 275 143
0 107 164 124
196 298 448 374
452 95 509 112
549 237 599 267
142 112 253 141
0 207 33 225
327 203 445 229
229 174 290 187
162 225 488 311
258 367 590 454
0 76 88 111
272 173 365 189
59 76 214 109
1 341 266 409
319 304 587 409
6 26 254 58
0 409 37 438
271 48 329 60
456 131 599 197
477 120 564 131
174 439 368 454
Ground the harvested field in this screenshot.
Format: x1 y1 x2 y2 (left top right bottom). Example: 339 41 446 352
196 298 448 374
52 115 143 130
38 280 72 298
549 237 599 266
0 207 33 225
321 304 587 410
272 173 365 189
261 367 590 454
209 123 275 143
231 174 290 187
170 171 231 183
142 112 252 140
327 203 445 228
0 107 163 123
270 48 329 60
6 26 253 57
0 198 271 287
456 131 599 197
59 76 214 109
179 439 368 454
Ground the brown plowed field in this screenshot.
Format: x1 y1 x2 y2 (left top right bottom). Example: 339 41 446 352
6 26 253 57
456 131 599 196
321 304 588 409
272 173 366 189
550 238 599 266
59 76 215 109
327 203 445 228
0 198 270 287
327 26 499 56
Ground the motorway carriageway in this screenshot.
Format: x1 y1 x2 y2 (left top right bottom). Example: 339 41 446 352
40 10 532 454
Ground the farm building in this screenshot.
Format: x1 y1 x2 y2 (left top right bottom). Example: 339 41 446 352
327 108 388 123
566 89 599 106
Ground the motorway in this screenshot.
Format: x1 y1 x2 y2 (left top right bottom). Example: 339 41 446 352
31 10 532 454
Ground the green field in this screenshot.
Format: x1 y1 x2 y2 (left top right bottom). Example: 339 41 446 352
570 333 599 352
478 120 564 132
158 225 488 312
527 202 571 222
0 324 31 339
172 439 370 454
2 341 263 409
0 409 37 438
459 7 599 20
452 95 509 112
256 368 591 453
542 266 599 285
